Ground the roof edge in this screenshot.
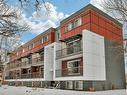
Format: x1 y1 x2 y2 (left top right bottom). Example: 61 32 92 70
60 4 122 27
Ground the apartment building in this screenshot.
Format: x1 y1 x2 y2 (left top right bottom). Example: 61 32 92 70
4 4 126 91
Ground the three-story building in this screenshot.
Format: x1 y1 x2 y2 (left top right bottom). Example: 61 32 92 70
4 4 126 91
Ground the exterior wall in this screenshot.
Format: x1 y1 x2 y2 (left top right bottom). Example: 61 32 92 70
60 5 122 44
44 43 55 81
83 30 106 80
103 39 126 89
90 10 122 43
54 30 106 81
92 39 126 90
60 10 91 40
9 28 55 61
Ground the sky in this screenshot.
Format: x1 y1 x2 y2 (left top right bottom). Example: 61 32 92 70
13 0 106 43
20 0 91 43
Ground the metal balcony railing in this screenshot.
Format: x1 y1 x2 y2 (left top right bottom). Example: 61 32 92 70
31 72 44 78
21 61 30 67
6 56 44 70
21 73 31 79
56 43 82 59
55 66 83 77
5 76 14 79
5 71 44 80
21 72 44 79
32 56 44 66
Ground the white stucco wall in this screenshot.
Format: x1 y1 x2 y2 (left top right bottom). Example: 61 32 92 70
54 29 106 81
83 29 106 80
44 43 55 81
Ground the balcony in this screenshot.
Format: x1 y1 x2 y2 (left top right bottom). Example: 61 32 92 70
56 43 82 59
15 63 21 68
31 72 43 78
7 57 44 70
6 62 21 70
21 73 31 79
21 61 30 67
5 76 14 79
21 72 44 79
5 72 44 80
32 56 44 66
9 64 15 69
55 66 83 77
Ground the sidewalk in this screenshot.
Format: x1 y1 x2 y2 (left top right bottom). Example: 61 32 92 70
0 85 126 95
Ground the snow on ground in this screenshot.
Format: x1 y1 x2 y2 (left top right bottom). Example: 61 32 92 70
0 85 126 95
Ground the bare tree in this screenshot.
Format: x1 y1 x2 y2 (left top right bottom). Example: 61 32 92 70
102 0 127 22
102 0 127 39
0 0 54 63
17 0 50 11
0 1 29 62
101 0 127 66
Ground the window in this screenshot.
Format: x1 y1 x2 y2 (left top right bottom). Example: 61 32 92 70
41 38 43 43
67 39 82 54
57 33 60 39
66 81 73 89
72 22 75 29
57 32 60 40
29 43 34 50
65 17 82 32
22 48 25 53
74 18 82 27
29 44 32 50
42 35 48 43
32 43 34 48
67 59 81 75
17 52 19 56
75 81 83 90
67 23 72 31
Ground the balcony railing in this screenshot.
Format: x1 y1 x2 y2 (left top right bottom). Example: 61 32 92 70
6 56 44 70
21 73 31 79
5 71 44 80
31 72 43 78
21 72 44 79
55 66 83 77
32 56 44 66
5 76 14 79
56 43 82 59
21 61 30 67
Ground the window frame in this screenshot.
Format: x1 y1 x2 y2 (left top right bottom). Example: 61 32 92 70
65 17 82 32
42 35 48 43
67 59 81 75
